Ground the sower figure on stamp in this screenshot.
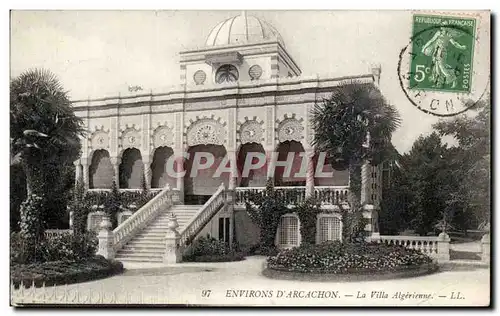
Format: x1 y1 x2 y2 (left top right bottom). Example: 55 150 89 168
421 21 467 89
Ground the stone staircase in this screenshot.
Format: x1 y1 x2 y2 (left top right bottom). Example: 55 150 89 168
114 204 201 263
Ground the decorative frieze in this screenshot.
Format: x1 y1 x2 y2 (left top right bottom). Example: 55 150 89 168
152 123 175 149
276 113 304 143
237 116 265 144
89 125 110 151
119 123 142 150
185 115 227 146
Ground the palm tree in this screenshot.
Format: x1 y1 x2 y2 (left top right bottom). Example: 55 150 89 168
11 69 84 194
311 81 401 199
10 69 84 259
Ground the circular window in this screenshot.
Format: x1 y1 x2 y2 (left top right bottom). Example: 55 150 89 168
193 70 206 85
215 64 239 84
248 65 263 80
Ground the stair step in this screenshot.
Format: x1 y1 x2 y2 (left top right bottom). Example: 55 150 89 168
115 257 163 263
118 249 163 255
127 241 164 247
142 227 170 231
122 244 164 250
136 231 165 239
131 238 165 243
115 256 163 262
173 205 200 208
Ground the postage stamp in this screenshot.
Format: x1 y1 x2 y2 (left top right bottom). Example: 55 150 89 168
398 12 489 117
9 10 491 307
409 14 476 93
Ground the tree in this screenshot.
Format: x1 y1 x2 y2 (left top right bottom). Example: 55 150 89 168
311 81 401 201
10 69 84 257
399 132 455 235
11 69 84 193
433 98 491 230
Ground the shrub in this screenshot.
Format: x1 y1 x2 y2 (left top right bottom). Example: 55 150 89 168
187 235 230 257
184 236 245 262
267 241 433 274
11 256 124 288
245 179 289 254
296 198 322 245
71 184 159 233
106 181 121 228
11 231 98 264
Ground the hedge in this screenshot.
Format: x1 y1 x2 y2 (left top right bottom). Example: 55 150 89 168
11 256 124 288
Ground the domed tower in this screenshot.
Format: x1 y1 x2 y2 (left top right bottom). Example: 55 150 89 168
179 12 301 86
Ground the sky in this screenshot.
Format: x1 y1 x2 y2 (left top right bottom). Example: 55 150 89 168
9 10 490 153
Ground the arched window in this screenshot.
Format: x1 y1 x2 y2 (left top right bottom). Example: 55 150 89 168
277 214 300 248
215 64 239 84
317 215 342 243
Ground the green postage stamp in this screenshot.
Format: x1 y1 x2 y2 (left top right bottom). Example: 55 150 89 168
409 14 476 93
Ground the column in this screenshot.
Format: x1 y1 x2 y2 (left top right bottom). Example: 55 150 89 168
305 148 315 198
265 147 275 182
227 150 237 190
81 158 89 190
143 155 152 189
360 160 370 204
110 157 121 188
174 148 185 203
73 160 82 185
226 150 237 249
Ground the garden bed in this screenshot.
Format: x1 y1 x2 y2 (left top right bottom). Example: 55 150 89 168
265 241 438 281
11 256 124 288
183 236 246 262
184 252 245 263
263 263 438 282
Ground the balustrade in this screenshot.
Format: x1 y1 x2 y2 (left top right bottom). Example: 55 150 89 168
235 186 349 206
112 185 174 252
376 235 440 258
179 183 226 247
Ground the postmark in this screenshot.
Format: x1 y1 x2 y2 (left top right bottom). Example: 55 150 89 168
398 13 489 117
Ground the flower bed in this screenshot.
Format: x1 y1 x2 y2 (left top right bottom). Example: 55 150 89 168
183 236 246 262
11 256 124 288
267 241 435 274
184 253 245 263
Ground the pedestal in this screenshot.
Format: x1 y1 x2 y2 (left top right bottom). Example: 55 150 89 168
163 214 182 263
97 216 115 260
437 232 451 262
481 233 490 264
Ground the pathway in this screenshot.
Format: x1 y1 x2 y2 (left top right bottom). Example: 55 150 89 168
12 256 490 306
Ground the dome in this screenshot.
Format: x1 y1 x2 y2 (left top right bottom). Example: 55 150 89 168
205 13 285 47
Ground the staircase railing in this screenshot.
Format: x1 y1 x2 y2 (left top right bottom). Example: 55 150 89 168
112 185 174 251
179 183 226 247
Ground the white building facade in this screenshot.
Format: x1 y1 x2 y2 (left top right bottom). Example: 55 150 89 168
73 13 382 258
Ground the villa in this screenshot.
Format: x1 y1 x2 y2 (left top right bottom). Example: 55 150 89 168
72 12 383 262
